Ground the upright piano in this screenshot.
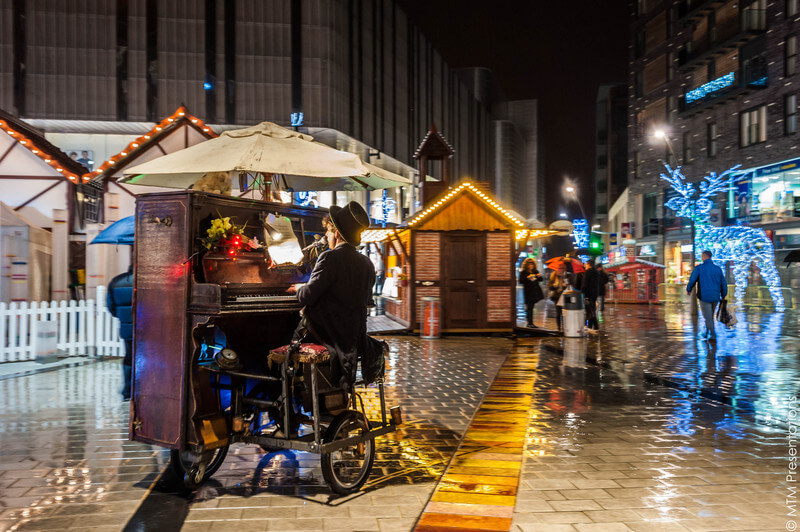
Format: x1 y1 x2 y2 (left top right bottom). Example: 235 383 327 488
130 190 327 450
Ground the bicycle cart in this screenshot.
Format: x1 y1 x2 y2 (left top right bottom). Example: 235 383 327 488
130 191 399 494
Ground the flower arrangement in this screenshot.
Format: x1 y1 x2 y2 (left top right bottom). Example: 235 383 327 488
201 215 262 253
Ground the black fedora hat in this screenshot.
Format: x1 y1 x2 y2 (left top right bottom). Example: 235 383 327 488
329 201 371 246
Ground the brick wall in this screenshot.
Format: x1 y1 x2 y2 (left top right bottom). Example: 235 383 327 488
486 287 512 322
415 233 440 280
486 232 512 281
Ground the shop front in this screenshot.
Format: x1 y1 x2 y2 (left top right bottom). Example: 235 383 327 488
726 157 800 290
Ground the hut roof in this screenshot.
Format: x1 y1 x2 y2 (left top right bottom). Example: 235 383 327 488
413 123 455 159
406 181 526 231
0 108 90 182
88 105 216 184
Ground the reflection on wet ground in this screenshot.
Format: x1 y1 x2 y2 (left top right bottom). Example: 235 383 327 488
0 302 796 531
0 337 510 531
511 310 795 531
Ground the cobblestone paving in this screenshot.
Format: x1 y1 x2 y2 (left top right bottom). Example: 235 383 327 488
512 336 793 532
0 336 510 531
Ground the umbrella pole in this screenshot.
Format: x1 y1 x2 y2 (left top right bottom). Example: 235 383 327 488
260 172 272 202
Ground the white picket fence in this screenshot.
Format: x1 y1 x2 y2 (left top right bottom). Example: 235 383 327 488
0 285 122 363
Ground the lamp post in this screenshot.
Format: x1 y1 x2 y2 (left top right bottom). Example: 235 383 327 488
564 184 588 221
655 129 697 314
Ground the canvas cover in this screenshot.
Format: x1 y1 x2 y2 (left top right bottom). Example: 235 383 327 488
0 202 52 302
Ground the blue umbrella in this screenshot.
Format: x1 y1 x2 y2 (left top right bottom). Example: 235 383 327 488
89 216 135 245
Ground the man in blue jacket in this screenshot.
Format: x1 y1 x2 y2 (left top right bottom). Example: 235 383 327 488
107 266 134 400
686 250 727 339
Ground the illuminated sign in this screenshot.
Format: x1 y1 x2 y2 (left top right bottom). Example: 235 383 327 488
685 72 735 104
638 244 656 256
290 112 304 127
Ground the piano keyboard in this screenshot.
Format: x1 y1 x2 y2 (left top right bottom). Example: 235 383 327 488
227 293 298 304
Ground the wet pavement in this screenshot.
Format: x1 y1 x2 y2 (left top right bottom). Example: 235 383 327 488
0 303 797 531
0 337 510 531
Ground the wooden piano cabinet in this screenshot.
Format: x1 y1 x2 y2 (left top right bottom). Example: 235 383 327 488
130 191 325 451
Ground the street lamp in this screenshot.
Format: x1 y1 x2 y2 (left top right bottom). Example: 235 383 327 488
563 183 587 220
654 129 678 168
655 128 698 313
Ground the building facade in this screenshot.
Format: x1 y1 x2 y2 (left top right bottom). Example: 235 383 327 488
0 0 543 226
627 0 799 289
595 83 629 225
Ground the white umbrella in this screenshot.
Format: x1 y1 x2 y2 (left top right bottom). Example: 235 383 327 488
121 121 410 191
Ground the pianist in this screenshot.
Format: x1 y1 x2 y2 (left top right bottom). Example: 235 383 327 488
288 201 383 388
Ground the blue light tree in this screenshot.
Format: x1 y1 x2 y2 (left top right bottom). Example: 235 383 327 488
659 164 784 310
572 219 590 263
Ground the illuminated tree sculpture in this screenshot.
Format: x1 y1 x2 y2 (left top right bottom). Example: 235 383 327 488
572 219 590 262
660 164 784 310
572 218 589 248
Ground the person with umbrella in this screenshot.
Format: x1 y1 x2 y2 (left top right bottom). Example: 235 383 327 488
519 258 544 328
107 266 134 400
90 217 136 400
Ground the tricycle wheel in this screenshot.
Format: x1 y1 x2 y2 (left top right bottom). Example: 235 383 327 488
320 410 375 495
170 444 229 487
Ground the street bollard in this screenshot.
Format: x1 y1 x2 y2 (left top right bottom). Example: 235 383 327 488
561 289 585 338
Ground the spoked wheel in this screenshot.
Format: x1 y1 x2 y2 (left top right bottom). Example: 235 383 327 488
170 445 229 489
320 410 375 494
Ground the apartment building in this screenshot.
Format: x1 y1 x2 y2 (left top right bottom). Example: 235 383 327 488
627 0 799 288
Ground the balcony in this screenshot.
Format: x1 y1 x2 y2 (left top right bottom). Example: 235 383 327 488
678 9 766 68
679 65 768 113
678 0 728 22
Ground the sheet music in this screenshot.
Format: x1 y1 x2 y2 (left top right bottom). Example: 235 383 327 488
264 214 304 265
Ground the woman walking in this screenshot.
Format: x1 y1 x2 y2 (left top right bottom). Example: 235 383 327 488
519 258 544 327
548 269 568 332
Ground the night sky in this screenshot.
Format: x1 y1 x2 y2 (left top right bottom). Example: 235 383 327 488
397 1 630 222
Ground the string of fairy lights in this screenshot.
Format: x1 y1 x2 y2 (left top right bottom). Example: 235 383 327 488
407 181 526 228
1 106 216 185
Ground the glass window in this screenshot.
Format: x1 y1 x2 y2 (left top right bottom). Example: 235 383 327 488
683 132 692 163
740 105 767 146
787 94 798 134
750 170 800 218
634 151 641 179
787 36 797 77
707 123 718 157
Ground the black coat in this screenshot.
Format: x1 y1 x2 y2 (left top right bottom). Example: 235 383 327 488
598 270 609 296
519 269 544 304
297 243 379 387
581 267 601 300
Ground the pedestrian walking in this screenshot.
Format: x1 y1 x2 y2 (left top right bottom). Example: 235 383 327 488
106 265 134 400
686 250 727 339
580 259 600 331
519 258 544 328
548 269 568 332
596 263 609 312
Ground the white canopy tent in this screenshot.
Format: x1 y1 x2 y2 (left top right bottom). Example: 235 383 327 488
0 202 52 303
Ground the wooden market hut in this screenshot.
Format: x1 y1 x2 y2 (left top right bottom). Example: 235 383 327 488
366 181 527 333
0 108 90 300
605 258 665 304
87 105 217 223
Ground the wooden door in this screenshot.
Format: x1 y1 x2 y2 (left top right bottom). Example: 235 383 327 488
443 233 486 329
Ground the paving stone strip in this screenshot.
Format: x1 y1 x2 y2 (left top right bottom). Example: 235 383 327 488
415 342 538 532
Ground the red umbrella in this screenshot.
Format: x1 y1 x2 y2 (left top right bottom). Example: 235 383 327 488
545 256 586 273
